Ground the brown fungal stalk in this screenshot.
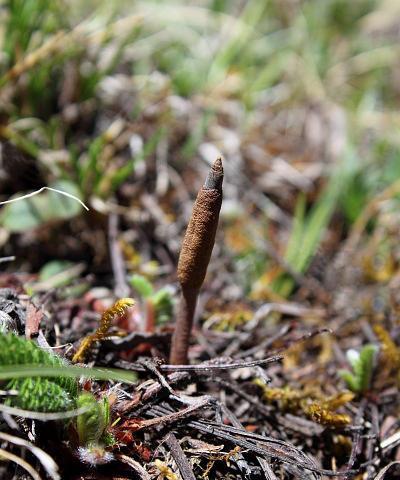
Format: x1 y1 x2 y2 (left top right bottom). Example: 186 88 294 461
169 157 224 364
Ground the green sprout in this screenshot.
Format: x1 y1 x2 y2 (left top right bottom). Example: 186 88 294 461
130 274 174 326
0 332 117 463
338 344 378 394
76 393 111 448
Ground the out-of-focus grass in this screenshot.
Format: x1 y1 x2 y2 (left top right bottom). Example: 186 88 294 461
1 0 400 296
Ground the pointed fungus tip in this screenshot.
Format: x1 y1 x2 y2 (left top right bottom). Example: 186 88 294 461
204 156 224 190
213 156 223 173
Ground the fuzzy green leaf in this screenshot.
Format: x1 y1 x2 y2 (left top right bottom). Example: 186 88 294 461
0 332 77 396
130 274 154 298
77 393 110 446
7 378 74 412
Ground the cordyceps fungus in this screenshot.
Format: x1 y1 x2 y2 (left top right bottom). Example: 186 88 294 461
169 157 224 364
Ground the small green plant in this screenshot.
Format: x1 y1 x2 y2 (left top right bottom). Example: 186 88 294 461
76 392 111 448
0 332 77 411
272 162 351 298
75 392 115 465
130 274 174 326
338 344 378 393
0 332 116 463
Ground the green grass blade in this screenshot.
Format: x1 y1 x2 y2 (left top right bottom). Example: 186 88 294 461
0 364 138 384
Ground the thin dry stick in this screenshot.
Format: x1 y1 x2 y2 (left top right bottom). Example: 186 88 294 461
170 158 224 364
0 448 42 480
0 256 15 263
0 432 60 480
164 433 196 480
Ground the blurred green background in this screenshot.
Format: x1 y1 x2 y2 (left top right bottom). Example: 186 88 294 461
1 0 400 300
